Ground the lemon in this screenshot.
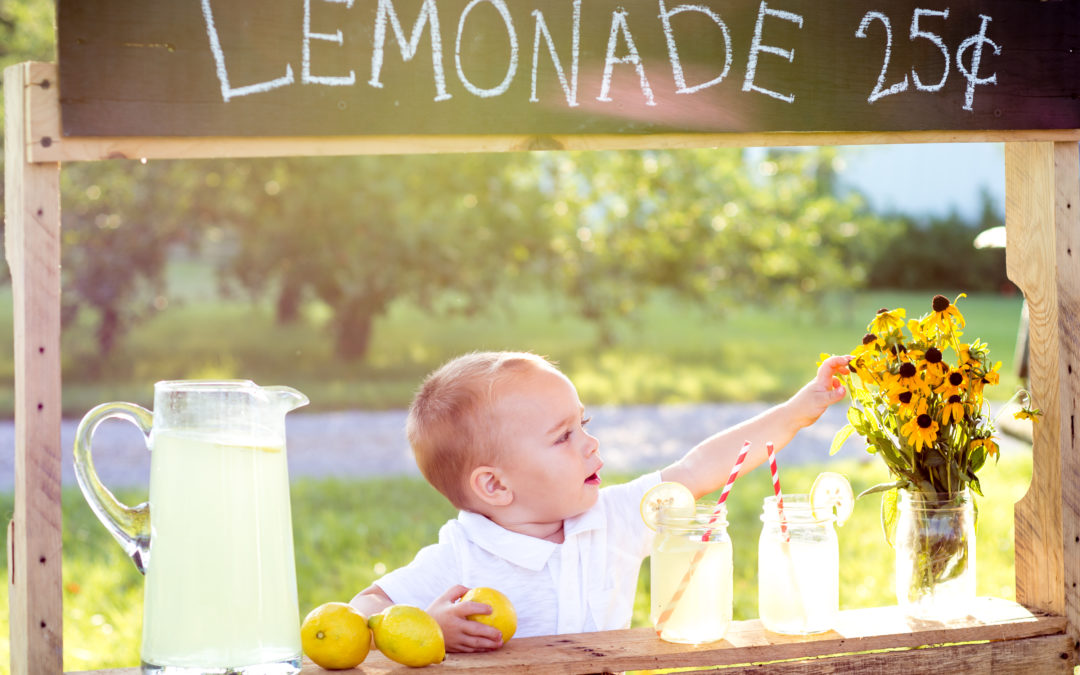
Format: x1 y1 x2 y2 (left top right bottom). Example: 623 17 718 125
810 471 855 526
300 601 371 670
461 586 517 644
640 481 695 531
368 605 445 667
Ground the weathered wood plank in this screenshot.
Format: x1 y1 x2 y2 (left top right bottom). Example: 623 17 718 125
1004 142 1071 624
4 62 64 675
21 61 1080 164
65 600 1067 674
1052 141 1080 651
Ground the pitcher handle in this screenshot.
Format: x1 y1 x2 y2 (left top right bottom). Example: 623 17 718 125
73 402 153 574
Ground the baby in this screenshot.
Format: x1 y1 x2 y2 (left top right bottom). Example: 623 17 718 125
350 350 852 652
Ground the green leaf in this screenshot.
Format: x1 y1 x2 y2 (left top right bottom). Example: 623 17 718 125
858 480 906 499
881 488 900 550
830 424 855 456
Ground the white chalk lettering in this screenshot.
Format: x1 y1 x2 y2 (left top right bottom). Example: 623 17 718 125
597 8 656 106
855 11 909 103
742 1 803 103
201 0 294 101
530 1 581 107
957 14 999 112
370 0 451 101
910 8 950 92
456 0 519 98
303 0 356 86
658 1 732 94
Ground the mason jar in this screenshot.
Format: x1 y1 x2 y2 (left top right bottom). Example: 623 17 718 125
758 494 839 634
895 489 975 619
650 504 733 644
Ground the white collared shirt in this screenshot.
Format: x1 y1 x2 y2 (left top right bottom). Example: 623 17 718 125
374 471 662 638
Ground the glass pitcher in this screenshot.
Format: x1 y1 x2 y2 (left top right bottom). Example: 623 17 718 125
74 380 308 675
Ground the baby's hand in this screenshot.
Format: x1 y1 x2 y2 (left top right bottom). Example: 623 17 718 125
426 585 505 653
787 354 853 428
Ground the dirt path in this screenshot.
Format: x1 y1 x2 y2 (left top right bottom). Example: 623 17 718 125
0 403 1028 492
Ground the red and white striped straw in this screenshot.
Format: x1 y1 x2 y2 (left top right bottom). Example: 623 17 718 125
766 441 789 542
655 441 752 636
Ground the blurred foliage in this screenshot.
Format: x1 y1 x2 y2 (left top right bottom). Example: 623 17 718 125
533 148 894 343
867 190 1009 293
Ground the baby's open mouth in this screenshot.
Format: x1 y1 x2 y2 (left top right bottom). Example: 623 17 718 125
585 472 601 486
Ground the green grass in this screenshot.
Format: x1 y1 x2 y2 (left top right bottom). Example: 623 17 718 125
0 285 1025 416
0 454 1031 671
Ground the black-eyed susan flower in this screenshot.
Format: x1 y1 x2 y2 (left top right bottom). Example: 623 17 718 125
926 293 967 334
920 346 949 387
889 361 932 398
934 367 967 398
1014 407 1042 422
870 307 906 335
970 436 999 458
970 361 1001 398
853 333 881 358
942 394 966 425
901 412 939 453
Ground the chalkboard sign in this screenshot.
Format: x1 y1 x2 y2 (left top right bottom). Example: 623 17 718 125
57 0 1080 137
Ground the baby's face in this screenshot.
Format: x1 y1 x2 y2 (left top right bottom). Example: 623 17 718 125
490 366 603 523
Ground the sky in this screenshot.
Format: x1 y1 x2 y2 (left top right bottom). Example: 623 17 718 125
833 143 1005 221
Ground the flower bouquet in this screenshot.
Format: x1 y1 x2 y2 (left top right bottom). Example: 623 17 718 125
829 294 1039 617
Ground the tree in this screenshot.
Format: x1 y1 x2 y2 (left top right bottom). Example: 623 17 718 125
200 147 891 361
60 161 206 358
530 147 895 341
195 153 558 360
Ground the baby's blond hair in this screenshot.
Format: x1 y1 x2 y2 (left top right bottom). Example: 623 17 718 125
406 351 556 509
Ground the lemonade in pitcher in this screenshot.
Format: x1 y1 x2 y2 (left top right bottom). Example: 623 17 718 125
140 430 302 669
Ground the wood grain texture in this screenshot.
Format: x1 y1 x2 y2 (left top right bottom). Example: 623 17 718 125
22 61 1080 163
1005 142 1067 620
4 62 64 675
1052 141 1080 650
62 599 1069 674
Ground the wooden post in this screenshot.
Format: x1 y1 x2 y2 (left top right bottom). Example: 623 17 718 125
1005 141 1080 643
4 62 64 674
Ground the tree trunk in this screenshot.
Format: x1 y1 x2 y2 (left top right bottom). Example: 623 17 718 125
97 306 120 357
276 276 303 325
333 296 379 361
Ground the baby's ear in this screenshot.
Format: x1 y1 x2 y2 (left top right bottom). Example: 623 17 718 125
468 466 513 507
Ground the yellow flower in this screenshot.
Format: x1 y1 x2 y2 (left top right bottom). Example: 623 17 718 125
889 361 932 398
971 361 1001 398
971 436 999 458
869 307 906 335
901 412 939 453
941 394 965 425
926 293 966 334
919 346 949 387
852 333 881 358
933 367 967 398
1014 407 1042 422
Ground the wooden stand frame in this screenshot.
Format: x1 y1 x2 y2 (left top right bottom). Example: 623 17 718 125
6 60 1080 674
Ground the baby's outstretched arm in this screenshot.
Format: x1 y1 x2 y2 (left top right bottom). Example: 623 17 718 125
661 354 852 499
350 584 504 653
425 585 505 653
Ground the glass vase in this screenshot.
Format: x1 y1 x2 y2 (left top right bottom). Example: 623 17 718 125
894 489 975 619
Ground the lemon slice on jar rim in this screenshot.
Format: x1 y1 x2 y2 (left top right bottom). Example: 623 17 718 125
809 471 854 526
640 481 696 531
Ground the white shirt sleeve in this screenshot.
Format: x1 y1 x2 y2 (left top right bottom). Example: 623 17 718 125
373 521 462 608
